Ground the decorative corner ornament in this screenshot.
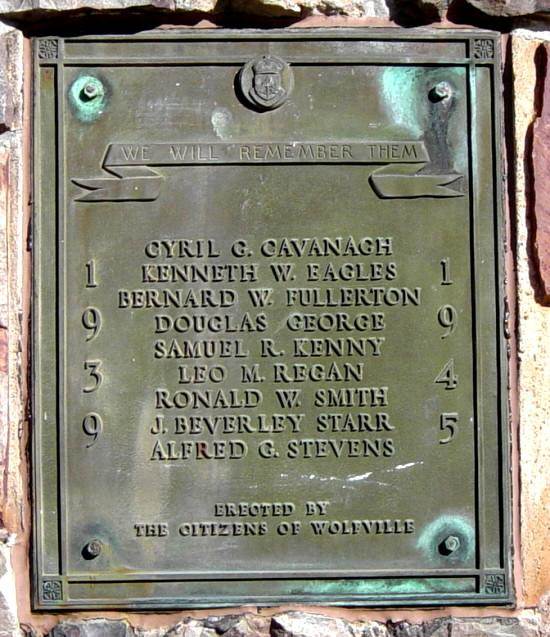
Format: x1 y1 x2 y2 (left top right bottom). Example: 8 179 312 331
38 39 58 60
41 579 63 601
473 39 494 59
239 55 293 111
483 573 506 595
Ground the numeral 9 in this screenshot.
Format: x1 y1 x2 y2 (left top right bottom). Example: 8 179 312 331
437 304 457 338
82 307 102 342
82 413 103 447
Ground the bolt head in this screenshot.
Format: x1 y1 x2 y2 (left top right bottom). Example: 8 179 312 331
443 535 460 553
83 539 102 559
430 81 453 102
82 83 99 99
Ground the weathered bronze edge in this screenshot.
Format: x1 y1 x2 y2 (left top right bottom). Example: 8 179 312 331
32 38 61 612
33 29 502 70
492 35 514 606
465 38 513 602
31 39 42 616
33 591 514 611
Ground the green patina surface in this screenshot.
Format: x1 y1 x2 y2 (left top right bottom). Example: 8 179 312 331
291 577 472 595
380 66 467 168
68 75 107 123
417 514 476 563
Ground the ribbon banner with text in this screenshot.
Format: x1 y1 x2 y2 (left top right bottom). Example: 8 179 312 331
72 141 464 202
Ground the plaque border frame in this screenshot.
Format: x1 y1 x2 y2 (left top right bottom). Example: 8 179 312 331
32 28 512 610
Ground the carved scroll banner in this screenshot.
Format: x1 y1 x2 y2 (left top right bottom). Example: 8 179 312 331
72 141 463 202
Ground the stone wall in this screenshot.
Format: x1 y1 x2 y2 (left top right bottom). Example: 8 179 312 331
0 1 549 635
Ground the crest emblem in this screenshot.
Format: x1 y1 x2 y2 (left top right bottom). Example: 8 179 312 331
239 55 293 111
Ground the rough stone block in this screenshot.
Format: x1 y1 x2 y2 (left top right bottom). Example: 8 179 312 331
50 620 135 637
215 615 270 637
511 28 550 606
0 543 19 637
438 617 539 636
168 620 218 637
0 0 392 17
270 612 387 637
36 615 550 637
0 31 21 133
466 0 544 16
387 0 448 23
390 618 448 637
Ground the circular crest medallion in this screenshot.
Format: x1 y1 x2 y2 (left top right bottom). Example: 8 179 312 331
239 55 293 111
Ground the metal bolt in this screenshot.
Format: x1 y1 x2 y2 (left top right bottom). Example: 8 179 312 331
430 81 453 102
442 535 460 554
82 82 99 100
83 539 102 559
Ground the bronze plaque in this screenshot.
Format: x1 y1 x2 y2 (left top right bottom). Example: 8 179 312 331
33 29 511 609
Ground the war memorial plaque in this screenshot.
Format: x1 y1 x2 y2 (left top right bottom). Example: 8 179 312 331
32 30 511 609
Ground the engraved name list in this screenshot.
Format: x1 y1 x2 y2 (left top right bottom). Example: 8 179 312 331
105 234 422 463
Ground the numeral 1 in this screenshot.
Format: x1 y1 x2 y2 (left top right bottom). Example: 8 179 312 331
440 258 453 285
85 259 97 288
